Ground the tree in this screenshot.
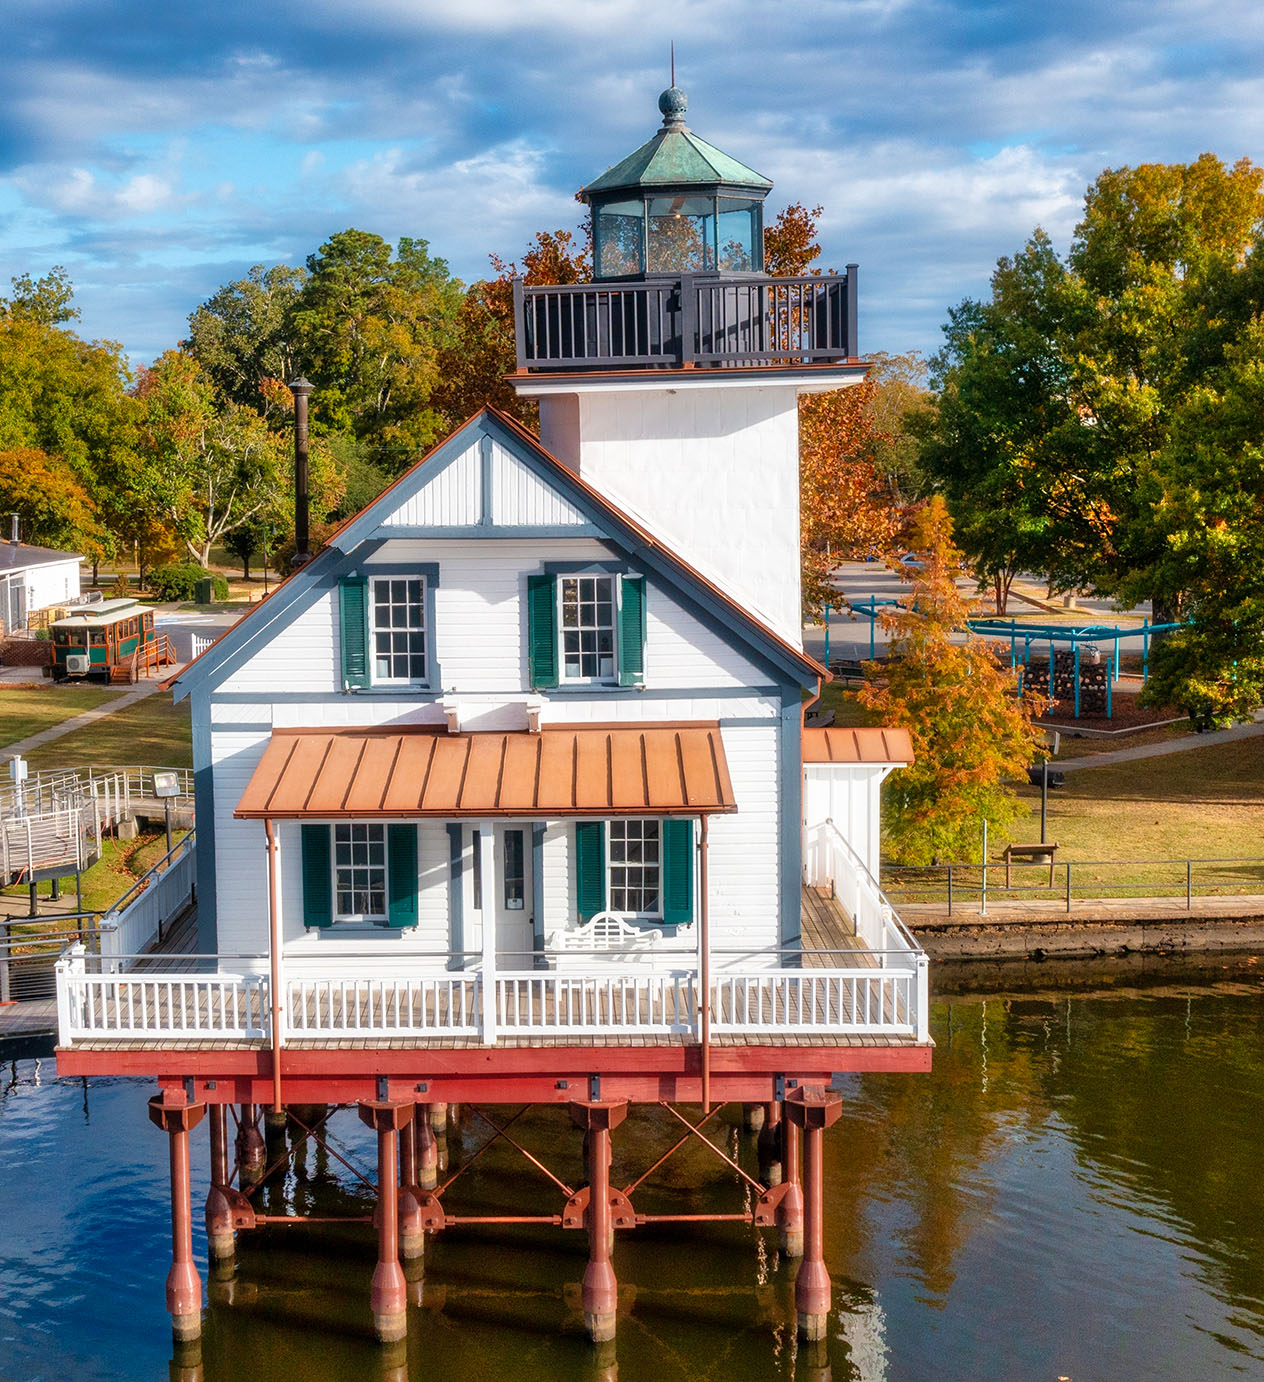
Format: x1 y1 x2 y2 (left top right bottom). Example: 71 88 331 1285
135 352 290 566
433 228 590 427
858 498 1046 864
184 264 306 412
917 155 1264 691
0 448 103 553
291 229 463 467
764 202 823 276
799 378 904 616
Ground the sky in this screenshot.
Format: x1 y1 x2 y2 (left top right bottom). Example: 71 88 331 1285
4 0 1264 369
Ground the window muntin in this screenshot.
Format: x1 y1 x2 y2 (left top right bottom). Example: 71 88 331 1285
560 575 616 682
333 823 387 921
608 819 661 916
371 577 426 683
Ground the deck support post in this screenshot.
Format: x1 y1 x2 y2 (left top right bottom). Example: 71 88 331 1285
785 1085 843 1342
416 1107 439 1191
205 1103 236 1263
570 1099 627 1343
397 1113 424 1261
236 1104 265 1187
359 1100 414 1343
742 1103 765 1132
149 1090 206 1342
778 1111 803 1258
757 1101 783 1186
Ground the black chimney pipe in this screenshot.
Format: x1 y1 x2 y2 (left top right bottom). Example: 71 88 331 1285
289 377 314 570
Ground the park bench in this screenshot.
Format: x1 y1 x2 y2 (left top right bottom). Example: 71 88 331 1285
828 658 867 687
546 911 662 967
1003 842 1060 888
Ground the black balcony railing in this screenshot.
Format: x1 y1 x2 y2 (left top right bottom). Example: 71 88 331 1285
513 268 858 372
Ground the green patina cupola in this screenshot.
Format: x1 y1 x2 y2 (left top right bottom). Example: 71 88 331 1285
581 87 773 280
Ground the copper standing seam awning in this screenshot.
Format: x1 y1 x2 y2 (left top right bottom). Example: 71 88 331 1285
801 726 914 765
234 724 737 820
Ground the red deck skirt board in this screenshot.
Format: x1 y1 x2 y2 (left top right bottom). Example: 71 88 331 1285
56 1042 931 1104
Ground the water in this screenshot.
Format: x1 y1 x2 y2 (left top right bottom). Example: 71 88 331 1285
3 980 1264 1380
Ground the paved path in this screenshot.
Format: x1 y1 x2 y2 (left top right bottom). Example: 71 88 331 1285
0 673 180 760
1056 714 1264 772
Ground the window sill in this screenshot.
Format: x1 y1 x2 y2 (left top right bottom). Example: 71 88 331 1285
303 924 417 937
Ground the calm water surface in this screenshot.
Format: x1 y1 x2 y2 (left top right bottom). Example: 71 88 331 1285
2 980 1264 1381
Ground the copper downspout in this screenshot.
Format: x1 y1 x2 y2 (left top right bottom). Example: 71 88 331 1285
699 814 711 1112
265 819 283 1114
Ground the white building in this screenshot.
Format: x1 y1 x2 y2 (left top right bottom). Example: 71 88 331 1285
0 540 82 635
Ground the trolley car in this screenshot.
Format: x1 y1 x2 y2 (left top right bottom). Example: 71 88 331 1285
50 599 156 680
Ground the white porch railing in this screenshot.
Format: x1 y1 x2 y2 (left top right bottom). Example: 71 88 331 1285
803 819 929 1043
98 831 196 959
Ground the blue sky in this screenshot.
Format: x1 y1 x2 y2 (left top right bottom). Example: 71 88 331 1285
5 0 1264 367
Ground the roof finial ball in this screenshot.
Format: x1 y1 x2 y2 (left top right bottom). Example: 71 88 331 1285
658 84 688 130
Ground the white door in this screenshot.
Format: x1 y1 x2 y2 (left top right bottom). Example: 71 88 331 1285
490 824 533 967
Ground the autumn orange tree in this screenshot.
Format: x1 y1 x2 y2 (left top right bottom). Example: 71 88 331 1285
800 379 904 614
859 498 1047 864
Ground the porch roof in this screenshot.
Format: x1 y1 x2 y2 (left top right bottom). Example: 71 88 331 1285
234 723 737 820
802 726 914 766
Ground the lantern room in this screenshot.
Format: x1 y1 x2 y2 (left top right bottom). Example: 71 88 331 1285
581 87 773 280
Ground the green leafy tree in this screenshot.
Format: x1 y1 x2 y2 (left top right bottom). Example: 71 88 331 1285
135 351 289 566
0 448 103 553
184 264 306 411
292 229 462 467
858 498 1046 864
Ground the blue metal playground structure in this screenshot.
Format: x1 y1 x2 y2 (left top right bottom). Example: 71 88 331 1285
821 600 1186 720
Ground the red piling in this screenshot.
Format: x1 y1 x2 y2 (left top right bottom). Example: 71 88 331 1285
236 1103 265 1187
570 1100 627 1343
785 1085 843 1342
416 1106 439 1191
778 1111 804 1258
205 1103 236 1263
758 1100 783 1186
359 1100 414 1342
149 1090 206 1342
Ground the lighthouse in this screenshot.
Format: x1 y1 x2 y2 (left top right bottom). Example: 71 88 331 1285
513 84 867 647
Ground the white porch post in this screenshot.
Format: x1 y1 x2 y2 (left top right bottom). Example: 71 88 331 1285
264 820 286 1111
479 820 498 1045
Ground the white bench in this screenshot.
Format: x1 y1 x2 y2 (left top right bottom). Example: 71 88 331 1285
546 911 662 966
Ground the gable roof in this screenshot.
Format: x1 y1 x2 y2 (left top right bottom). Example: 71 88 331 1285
169 407 823 699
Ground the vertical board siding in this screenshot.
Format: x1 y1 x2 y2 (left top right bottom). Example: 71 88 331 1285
490 442 587 526
384 441 482 527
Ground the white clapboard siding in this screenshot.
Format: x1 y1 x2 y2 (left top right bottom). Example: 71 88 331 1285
218 592 338 694
706 723 782 948
542 823 572 928
210 731 273 956
490 441 588 526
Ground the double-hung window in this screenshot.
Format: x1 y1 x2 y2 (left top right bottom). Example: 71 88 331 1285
607 819 660 916
575 818 694 927
527 571 645 690
333 823 387 921
560 574 616 682
371 577 427 684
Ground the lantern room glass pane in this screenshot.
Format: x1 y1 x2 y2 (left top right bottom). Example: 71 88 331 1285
716 198 763 272
595 199 644 278
647 195 716 273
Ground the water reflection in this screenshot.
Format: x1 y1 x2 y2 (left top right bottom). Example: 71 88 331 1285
3 980 1264 1380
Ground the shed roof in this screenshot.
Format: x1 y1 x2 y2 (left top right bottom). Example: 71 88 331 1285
802 727 914 766
235 724 737 820
0 542 82 573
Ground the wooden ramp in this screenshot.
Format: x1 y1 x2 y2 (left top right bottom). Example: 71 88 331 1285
801 884 877 967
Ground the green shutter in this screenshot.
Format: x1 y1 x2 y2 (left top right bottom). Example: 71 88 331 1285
662 819 694 927
386 824 418 928
301 824 333 928
339 578 370 688
527 573 558 689
618 575 646 686
575 821 605 920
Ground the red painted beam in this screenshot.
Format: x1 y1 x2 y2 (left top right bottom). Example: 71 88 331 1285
56 1041 930 1104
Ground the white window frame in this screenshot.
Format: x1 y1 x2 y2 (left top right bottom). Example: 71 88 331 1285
606 818 663 919
558 572 618 685
332 822 389 924
369 575 428 686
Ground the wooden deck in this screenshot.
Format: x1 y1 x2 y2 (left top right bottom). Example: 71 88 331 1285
801 884 876 967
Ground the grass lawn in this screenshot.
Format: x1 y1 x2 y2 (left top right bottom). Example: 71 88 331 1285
0 684 128 750
25 690 192 771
